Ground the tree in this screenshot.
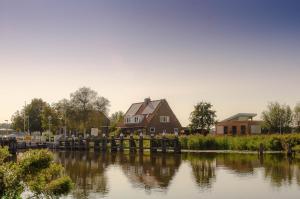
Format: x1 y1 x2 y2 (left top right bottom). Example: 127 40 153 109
11 110 24 132
70 87 110 133
262 102 293 134
0 147 73 198
25 98 48 132
189 102 216 135
294 103 300 132
109 111 124 132
41 104 60 133
11 99 61 134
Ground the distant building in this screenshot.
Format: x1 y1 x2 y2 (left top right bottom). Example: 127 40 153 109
215 113 262 135
117 98 181 134
0 128 14 137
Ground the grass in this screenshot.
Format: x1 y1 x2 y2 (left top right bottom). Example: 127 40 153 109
179 133 300 151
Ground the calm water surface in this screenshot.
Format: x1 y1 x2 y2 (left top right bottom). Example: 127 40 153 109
54 151 300 199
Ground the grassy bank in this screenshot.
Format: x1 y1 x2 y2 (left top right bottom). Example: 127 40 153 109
179 134 300 151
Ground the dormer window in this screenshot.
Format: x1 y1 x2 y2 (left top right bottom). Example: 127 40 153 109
125 115 143 124
125 117 131 124
160 116 170 123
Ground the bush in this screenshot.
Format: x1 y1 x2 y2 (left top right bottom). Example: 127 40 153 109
179 133 300 151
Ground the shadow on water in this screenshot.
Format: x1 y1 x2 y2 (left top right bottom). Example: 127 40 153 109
54 151 300 198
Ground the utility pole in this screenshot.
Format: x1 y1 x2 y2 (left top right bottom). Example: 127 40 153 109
64 110 67 137
24 101 26 134
5 120 8 135
48 116 52 133
28 116 30 135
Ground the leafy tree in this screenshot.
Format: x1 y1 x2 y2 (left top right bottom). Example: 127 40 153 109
0 148 73 198
109 111 124 132
294 103 300 132
41 104 61 133
189 102 216 135
25 98 48 132
10 87 110 135
11 99 61 134
11 110 24 132
69 87 110 133
262 102 293 133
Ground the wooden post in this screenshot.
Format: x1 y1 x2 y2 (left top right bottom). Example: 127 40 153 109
287 143 293 157
259 143 264 156
86 138 90 150
111 136 117 152
129 134 136 153
9 138 17 154
174 135 181 154
79 139 84 150
94 139 99 151
162 135 167 153
101 134 107 152
119 133 124 152
71 138 75 151
139 133 143 153
150 134 157 153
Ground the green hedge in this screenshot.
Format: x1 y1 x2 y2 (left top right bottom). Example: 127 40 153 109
179 134 300 151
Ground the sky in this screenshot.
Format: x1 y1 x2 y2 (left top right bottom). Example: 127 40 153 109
0 0 300 126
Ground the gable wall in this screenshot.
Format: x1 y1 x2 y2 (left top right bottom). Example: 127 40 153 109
147 100 182 134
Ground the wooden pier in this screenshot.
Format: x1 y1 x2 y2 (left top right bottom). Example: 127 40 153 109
0 135 181 154
55 135 182 154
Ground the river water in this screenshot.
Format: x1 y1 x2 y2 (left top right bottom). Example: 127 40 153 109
54 151 300 199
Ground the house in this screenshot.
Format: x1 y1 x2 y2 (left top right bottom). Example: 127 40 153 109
118 98 181 134
215 113 262 135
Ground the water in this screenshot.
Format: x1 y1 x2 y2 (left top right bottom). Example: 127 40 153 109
54 151 300 199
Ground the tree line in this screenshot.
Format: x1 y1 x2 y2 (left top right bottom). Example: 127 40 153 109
188 101 300 134
11 87 110 135
10 87 300 135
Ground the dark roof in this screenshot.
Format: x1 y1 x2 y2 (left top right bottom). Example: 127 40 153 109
221 113 257 122
125 99 162 116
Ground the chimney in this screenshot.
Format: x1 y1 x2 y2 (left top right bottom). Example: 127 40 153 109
144 97 151 105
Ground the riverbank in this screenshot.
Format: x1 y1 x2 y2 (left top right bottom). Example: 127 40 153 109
179 133 300 151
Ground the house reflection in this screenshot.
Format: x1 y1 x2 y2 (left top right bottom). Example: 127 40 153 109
119 153 181 190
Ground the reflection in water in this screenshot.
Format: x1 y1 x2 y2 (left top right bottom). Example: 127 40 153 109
54 151 300 199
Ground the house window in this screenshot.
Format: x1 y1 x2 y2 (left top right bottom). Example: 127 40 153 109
125 117 130 124
232 126 237 135
150 127 155 133
241 125 246 135
160 116 170 123
134 116 139 123
174 128 179 134
224 126 228 135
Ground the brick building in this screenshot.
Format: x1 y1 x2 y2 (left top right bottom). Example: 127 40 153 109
117 98 181 134
216 113 262 135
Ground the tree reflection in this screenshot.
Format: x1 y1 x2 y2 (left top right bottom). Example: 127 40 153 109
54 151 109 199
183 153 216 189
53 151 300 198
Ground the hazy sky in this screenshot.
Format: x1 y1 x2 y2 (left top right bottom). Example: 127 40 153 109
0 0 300 126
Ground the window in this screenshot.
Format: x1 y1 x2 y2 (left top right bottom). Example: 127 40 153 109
232 126 237 135
134 116 139 123
224 126 228 135
241 125 246 135
150 127 155 133
125 117 131 124
160 116 170 123
174 128 179 134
